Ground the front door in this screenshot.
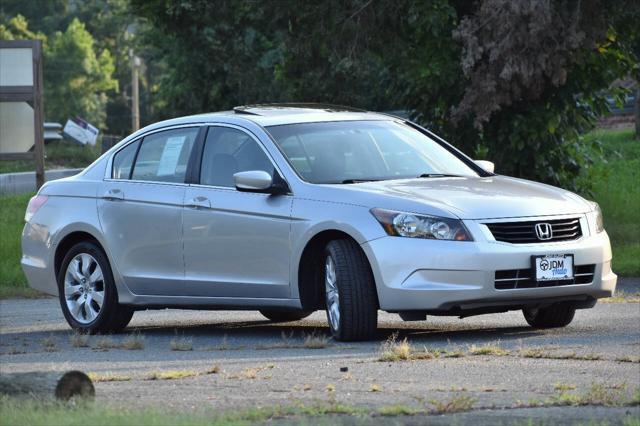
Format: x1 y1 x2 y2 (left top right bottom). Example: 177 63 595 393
182 125 292 298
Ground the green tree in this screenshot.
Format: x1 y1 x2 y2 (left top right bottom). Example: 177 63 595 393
1 16 117 128
44 18 118 128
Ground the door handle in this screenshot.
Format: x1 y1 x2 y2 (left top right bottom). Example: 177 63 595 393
102 189 124 201
185 196 211 209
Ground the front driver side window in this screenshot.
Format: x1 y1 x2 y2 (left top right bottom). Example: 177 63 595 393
200 127 274 187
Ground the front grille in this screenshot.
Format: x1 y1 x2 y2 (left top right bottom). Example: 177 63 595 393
494 264 595 290
485 218 582 244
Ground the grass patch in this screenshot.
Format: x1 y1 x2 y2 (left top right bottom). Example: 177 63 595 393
583 128 640 276
600 291 640 303
429 395 475 414
616 356 640 363
303 330 330 349
69 332 90 348
517 348 602 361
120 333 145 350
378 334 412 362
554 382 577 391
468 343 508 356
378 405 421 416
88 372 132 383
550 383 637 407
94 337 119 350
40 336 57 352
147 370 199 381
0 396 368 426
0 192 39 298
0 140 102 174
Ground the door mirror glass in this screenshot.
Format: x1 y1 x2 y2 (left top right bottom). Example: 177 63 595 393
474 160 495 174
234 170 273 192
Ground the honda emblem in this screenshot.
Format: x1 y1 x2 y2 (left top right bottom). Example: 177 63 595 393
535 223 553 240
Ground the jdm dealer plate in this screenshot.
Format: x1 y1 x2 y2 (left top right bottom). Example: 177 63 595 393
533 254 574 281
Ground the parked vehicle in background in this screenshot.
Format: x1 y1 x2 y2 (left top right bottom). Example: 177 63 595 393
21 104 616 341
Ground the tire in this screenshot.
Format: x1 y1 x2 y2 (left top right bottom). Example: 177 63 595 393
324 239 378 341
260 309 313 322
523 303 576 328
57 241 133 334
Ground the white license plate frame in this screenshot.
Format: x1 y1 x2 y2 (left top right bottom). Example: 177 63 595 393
532 254 574 282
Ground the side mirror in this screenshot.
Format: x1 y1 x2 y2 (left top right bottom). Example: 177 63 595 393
233 170 289 195
474 160 495 174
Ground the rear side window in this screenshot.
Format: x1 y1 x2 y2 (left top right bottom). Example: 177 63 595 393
130 127 199 183
112 140 139 179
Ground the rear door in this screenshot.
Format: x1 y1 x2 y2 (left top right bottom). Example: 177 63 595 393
182 125 293 298
98 126 201 296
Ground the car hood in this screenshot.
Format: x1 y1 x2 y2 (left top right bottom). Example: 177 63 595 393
345 176 592 219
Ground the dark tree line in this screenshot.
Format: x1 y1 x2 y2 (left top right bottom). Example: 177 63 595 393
2 0 638 190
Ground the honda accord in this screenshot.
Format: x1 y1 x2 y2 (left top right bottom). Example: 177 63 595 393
21 104 617 341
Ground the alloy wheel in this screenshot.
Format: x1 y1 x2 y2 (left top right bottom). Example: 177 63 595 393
64 253 104 324
325 255 340 332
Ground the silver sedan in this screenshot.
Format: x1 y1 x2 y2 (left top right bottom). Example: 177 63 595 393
21 104 616 341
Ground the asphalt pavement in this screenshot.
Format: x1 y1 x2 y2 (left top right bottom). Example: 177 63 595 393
1 289 639 424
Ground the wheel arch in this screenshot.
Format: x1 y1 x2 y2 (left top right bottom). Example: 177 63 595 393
295 228 378 311
54 230 104 280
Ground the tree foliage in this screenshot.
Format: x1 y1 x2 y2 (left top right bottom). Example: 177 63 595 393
3 0 638 189
0 15 117 129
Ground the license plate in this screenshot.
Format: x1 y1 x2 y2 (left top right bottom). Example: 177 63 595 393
533 254 574 281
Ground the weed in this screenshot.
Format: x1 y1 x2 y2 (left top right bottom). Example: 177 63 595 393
121 333 145 350
40 336 57 352
468 343 509 356
616 356 640 363
88 373 131 382
378 333 411 362
554 382 577 391
429 395 475 414
378 405 421 416
303 330 329 349
442 349 465 358
170 335 193 351
94 336 119 350
69 332 90 348
147 370 198 380
206 364 221 374
599 291 640 303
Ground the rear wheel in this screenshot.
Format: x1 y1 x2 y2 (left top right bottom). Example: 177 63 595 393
260 310 312 322
523 304 576 328
324 239 378 341
57 241 133 334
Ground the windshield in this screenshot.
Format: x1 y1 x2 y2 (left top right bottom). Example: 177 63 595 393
266 120 479 184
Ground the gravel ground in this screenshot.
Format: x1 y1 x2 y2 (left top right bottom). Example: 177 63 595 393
1 287 639 424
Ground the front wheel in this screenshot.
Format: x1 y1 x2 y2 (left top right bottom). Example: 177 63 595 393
523 304 576 328
324 239 378 341
57 241 133 334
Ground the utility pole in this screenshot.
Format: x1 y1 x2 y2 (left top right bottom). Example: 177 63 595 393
131 52 141 132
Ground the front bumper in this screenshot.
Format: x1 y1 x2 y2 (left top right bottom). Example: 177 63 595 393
361 224 617 312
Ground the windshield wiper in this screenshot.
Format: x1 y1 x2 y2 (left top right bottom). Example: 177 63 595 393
417 173 462 178
340 179 380 184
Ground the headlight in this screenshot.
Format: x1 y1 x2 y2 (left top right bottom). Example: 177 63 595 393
590 201 604 233
371 208 473 241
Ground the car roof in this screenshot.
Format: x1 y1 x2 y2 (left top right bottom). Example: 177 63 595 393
150 104 396 130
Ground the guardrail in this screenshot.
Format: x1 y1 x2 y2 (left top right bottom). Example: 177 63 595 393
0 168 83 195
